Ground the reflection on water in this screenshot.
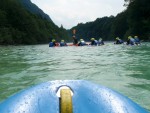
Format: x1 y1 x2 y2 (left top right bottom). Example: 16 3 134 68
0 42 150 111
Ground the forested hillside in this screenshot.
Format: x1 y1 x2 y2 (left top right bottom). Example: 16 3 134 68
0 0 149 45
0 0 69 45
69 16 115 41
20 0 52 22
69 0 150 41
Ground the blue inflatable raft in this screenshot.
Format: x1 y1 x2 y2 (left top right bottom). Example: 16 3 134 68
0 80 149 113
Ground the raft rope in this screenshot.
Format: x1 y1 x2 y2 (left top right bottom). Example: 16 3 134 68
60 89 73 113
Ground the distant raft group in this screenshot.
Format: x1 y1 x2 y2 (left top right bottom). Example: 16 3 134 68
114 36 141 45
49 39 67 47
49 35 140 47
49 37 104 47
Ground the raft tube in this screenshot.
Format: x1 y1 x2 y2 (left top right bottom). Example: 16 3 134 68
0 80 149 113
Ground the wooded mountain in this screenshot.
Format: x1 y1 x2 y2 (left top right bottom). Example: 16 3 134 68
0 0 69 45
69 0 150 41
20 0 52 22
0 0 149 45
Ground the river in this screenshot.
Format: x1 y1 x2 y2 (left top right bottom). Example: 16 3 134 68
0 42 150 111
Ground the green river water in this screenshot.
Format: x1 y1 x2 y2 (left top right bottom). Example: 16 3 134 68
0 42 150 111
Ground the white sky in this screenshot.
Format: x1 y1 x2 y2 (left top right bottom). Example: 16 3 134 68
31 0 126 29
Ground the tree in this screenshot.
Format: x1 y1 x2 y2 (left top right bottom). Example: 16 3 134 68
0 0 69 45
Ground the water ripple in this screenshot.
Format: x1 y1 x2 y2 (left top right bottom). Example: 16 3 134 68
0 43 150 111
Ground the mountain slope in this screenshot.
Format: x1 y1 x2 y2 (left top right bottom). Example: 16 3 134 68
20 0 52 22
69 0 150 41
69 16 115 41
0 0 69 45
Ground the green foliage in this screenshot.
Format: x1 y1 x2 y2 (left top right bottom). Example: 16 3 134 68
20 0 52 21
70 16 115 41
0 0 69 45
69 0 150 41
125 0 150 40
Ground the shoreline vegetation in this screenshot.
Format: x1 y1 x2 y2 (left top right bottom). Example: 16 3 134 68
0 0 69 45
0 0 150 45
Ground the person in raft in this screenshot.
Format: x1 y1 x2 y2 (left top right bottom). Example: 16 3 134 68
72 35 78 45
134 36 141 45
114 37 124 44
126 36 135 45
60 40 67 46
78 39 86 46
127 36 135 45
98 38 104 45
90 38 98 46
49 39 57 47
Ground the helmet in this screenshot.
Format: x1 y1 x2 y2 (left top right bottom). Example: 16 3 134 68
116 37 119 40
91 38 95 41
61 40 64 42
80 39 84 41
128 36 132 39
52 39 56 42
134 36 138 38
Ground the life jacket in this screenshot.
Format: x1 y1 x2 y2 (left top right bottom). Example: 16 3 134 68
78 41 86 46
98 40 104 45
115 39 123 44
49 42 58 47
60 42 67 46
119 39 123 44
91 40 98 46
134 38 140 44
129 38 135 45
49 42 54 47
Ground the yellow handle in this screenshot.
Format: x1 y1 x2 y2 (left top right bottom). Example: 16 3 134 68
60 89 73 113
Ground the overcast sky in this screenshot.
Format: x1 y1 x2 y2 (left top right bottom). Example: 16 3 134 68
31 0 126 29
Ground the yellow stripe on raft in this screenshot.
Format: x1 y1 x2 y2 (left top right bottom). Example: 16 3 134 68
60 89 73 113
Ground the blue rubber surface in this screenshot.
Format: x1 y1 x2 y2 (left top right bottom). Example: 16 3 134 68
0 80 149 113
